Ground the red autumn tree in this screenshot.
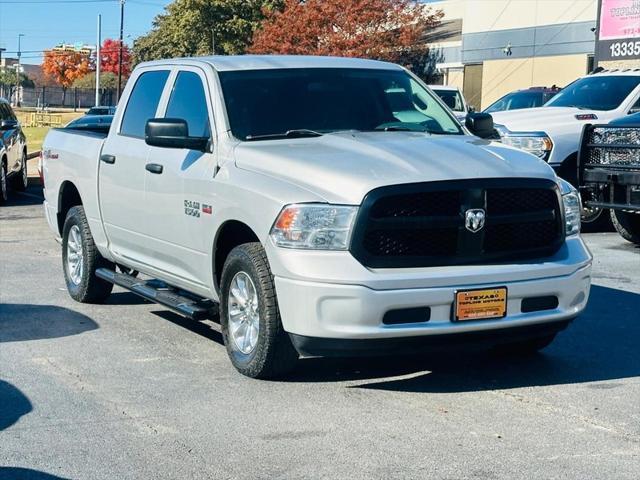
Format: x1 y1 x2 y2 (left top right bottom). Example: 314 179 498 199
99 38 132 78
42 49 91 103
249 0 443 64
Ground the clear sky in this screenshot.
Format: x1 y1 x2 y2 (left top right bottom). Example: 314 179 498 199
0 0 173 65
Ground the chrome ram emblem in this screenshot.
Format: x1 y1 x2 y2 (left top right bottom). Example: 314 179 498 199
464 208 486 233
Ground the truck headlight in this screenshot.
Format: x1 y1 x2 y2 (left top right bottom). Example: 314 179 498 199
495 126 553 160
270 204 358 250
562 189 581 237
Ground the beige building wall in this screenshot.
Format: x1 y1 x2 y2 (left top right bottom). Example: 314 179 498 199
462 0 596 34
480 53 590 109
446 69 465 90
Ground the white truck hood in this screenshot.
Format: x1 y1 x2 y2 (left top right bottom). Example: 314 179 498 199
234 131 557 204
490 106 594 133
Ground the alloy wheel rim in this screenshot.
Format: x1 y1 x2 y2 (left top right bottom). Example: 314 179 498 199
1 163 6 200
66 225 84 285
227 271 260 355
582 205 602 223
22 154 28 188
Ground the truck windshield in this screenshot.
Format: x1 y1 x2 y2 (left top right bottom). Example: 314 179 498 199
432 89 465 112
218 68 462 140
545 76 640 111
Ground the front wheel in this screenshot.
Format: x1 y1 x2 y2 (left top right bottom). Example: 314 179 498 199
220 243 298 379
581 205 612 233
62 206 114 303
611 209 640 245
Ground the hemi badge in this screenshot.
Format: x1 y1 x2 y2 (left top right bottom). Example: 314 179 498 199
575 113 598 120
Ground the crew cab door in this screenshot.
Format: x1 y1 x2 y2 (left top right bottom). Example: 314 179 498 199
142 67 217 288
98 67 171 263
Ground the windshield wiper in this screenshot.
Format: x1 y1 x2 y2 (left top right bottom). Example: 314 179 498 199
245 129 323 141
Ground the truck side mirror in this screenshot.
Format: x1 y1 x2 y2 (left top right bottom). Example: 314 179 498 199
145 118 209 152
465 112 495 139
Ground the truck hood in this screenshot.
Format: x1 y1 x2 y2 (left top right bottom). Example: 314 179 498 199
491 106 597 134
234 131 557 204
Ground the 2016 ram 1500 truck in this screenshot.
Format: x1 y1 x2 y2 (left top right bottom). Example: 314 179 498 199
42 56 592 379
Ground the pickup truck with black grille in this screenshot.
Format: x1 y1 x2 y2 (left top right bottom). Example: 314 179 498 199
579 112 640 245
41 56 593 378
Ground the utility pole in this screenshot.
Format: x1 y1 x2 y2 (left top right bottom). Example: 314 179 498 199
211 28 215 55
96 14 102 107
16 34 24 107
116 0 125 103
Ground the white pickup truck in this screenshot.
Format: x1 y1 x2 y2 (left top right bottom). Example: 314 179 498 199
42 56 592 379
492 70 640 228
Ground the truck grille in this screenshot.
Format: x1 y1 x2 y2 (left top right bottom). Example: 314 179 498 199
583 126 640 168
349 178 564 268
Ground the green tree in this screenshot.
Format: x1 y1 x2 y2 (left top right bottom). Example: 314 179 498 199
0 68 35 88
72 71 118 89
132 0 284 64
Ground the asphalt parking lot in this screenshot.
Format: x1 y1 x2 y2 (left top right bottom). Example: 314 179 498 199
1 187 639 480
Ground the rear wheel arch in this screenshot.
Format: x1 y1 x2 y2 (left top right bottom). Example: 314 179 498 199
213 220 260 293
57 181 83 236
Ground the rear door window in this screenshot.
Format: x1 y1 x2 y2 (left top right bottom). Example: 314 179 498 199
120 70 170 138
165 71 210 138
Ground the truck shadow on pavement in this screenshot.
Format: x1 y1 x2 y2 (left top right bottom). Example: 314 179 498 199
0 468 70 480
0 304 98 343
288 285 640 391
0 185 44 207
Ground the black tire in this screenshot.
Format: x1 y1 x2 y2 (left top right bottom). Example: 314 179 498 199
581 206 613 233
0 158 7 204
219 242 298 379
62 205 114 303
12 150 28 191
491 333 557 356
611 209 640 245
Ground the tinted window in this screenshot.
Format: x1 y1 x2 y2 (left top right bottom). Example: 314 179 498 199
485 91 544 113
120 70 170 137
219 68 461 140
165 71 210 138
546 76 640 111
0 104 8 121
433 89 464 112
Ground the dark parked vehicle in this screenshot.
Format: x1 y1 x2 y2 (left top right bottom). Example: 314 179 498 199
86 106 116 116
0 98 28 204
579 112 640 244
484 86 561 113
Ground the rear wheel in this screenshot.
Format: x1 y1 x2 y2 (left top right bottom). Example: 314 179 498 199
0 158 7 204
62 206 114 303
611 209 640 245
492 333 557 356
220 242 298 379
12 150 28 191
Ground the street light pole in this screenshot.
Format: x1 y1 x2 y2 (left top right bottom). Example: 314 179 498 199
96 14 102 107
116 0 125 103
16 33 25 107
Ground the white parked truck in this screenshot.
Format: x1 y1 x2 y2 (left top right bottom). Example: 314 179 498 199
491 69 640 228
42 56 592 378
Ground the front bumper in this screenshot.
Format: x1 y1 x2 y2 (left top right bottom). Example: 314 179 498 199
271 237 592 353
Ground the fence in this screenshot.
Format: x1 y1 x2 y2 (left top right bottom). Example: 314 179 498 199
0 84 116 109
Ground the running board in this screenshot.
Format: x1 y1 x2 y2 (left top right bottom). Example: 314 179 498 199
96 268 218 321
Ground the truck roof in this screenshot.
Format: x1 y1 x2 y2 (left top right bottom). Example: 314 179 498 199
587 68 640 77
138 55 404 72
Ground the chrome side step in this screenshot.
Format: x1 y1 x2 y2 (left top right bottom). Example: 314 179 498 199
96 268 218 321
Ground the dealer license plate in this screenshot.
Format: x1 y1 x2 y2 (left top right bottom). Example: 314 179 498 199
455 287 507 321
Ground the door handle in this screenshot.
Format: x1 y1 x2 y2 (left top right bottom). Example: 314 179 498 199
100 154 116 164
145 163 163 174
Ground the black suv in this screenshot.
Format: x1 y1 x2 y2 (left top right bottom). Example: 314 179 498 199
0 98 28 204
